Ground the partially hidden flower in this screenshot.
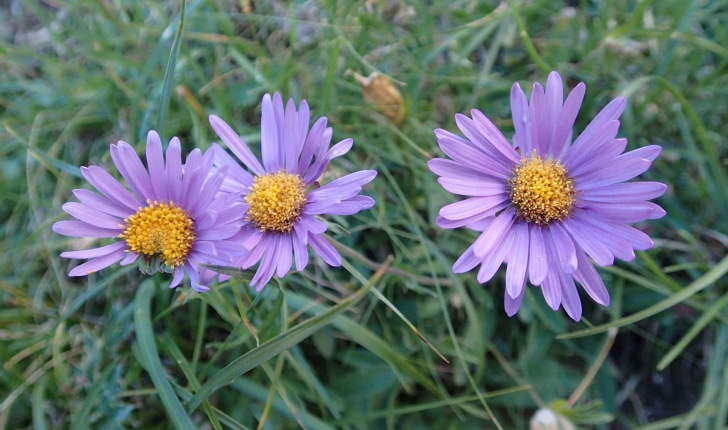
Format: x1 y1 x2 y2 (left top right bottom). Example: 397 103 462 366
53 131 247 291
209 93 377 290
429 71 666 320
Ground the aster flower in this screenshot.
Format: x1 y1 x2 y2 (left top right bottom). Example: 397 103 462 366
52 131 247 291
209 93 377 290
429 71 666 321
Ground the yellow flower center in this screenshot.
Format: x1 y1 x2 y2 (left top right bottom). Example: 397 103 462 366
509 155 575 225
245 172 307 233
120 201 195 268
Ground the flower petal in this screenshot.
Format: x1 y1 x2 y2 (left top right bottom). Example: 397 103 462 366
572 246 610 305
562 217 614 266
209 115 265 175
439 195 510 220
276 234 293 278
292 231 309 271
309 234 341 267
504 281 527 317
528 224 548 286
146 130 168 202
551 82 585 157
558 269 582 321
473 208 516 258
506 222 529 298
166 137 183 203
68 248 126 276
62 202 123 230
261 93 283 173
510 82 532 154
60 241 127 259
549 222 578 273
579 181 667 203
53 220 121 238
81 166 140 211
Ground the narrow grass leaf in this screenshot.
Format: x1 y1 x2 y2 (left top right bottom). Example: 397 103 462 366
133 279 196 430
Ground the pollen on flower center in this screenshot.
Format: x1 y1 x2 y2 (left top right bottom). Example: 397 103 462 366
120 200 195 268
509 155 575 225
245 171 307 233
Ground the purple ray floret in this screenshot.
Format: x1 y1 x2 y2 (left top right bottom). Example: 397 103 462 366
53 131 247 291
209 93 377 290
429 71 666 321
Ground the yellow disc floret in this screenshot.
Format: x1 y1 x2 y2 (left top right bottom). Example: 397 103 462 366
245 172 307 233
120 201 195 268
509 154 575 225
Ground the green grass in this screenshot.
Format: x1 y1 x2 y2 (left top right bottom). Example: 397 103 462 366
2 0 728 428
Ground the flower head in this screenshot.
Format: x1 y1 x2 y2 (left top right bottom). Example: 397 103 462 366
53 131 247 291
429 72 666 320
210 93 377 290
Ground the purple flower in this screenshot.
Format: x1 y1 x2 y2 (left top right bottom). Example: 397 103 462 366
429 72 666 321
52 131 247 291
209 93 377 290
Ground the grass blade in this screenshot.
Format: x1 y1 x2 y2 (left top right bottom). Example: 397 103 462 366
558 253 728 339
156 0 186 133
186 260 388 412
133 279 196 430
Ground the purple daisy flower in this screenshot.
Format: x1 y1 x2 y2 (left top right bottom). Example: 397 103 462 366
52 131 247 291
429 71 666 321
209 93 377 290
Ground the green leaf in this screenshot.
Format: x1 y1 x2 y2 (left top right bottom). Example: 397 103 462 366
156 0 186 133
559 253 728 339
133 279 196 430
186 270 380 412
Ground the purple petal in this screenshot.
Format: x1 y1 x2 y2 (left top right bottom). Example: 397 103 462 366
436 129 511 179
261 94 283 173
251 236 282 289
559 270 582 321
473 208 516 258
455 114 515 168
470 109 520 163
453 245 480 274
467 217 493 232
573 213 635 262
540 265 562 311
569 138 628 178
72 189 130 219
180 165 206 210
566 96 626 162
209 115 264 175
504 281 526 317
561 217 614 266
197 225 240 241
62 202 123 230
576 202 655 223
551 82 585 157
427 157 502 183
170 266 184 288
212 143 254 188
435 201 508 229
146 131 168 202
510 82 532 154
579 181 667 203
292 232 309 271
528 82 549 156
549 222 578 273
276 234 293 278
81 166 140 211
543 72 564 155
68 248 126 276
190 169 226 219
476 225 515 283
185 262 202 291
572 246 610 305
284 99 301 173
115 142 155 202
506 222 529 298
438 178 507 197
576 145 661 190
439 195 510 220
562 120 621 169
297 100 310 151
60 241 127 259
646 202 666 219
303 138 354 185
297 117 328 175
309 234 341 267
238 235 268 269
53 220 121 238
299 215 327 235
588 219 653 251
165 137 183 203
119 252 139 266
528 225 548 286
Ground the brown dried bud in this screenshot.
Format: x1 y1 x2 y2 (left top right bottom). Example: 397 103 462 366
352 71 404 125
